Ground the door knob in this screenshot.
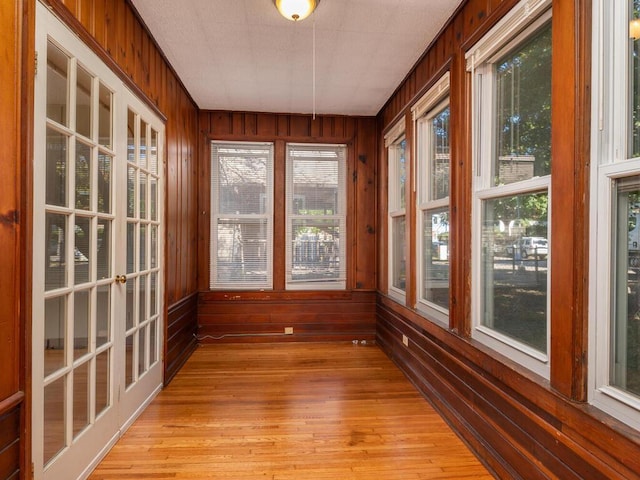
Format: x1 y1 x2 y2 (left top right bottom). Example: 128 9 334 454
115 274 127 284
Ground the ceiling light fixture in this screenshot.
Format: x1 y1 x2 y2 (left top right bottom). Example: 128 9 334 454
273 0 320 21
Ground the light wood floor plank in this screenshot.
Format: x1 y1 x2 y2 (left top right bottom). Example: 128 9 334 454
89 343 493 479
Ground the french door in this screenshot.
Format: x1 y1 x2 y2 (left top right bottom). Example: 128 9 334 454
32 3 164 479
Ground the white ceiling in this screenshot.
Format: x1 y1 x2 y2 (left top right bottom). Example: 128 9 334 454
131 0 463 116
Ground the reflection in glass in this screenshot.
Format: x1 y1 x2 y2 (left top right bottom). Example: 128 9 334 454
98 82 112 148
140 120 147 169
96 284 110 348
392 216 406 291
76 66 92 139
74 216 91 284
139 172 147 219
217 146 269 215
481 192 548 352
422 209 449 309
150 272 157 317
150 129 158 175
73 361 89 438
95 350 110 417
127 222 135 274
127 166 136 218
393 139 407 209
150 320 157 366
127 109 135 163
140 224 147 271
44 296 66 376
47 41 69 125
494 23 552 185
44 376 66 466
46 128 68 207
139 274 147 323
126 277 135 331
150 178 157 221
75 141 91 210
46 213 67 290
430 106 450 201
98 153 111 214
73 290 90 360
612 176 640 397
138 326 146 376
125 334 134 388
631 1 640 157
150 225 157 269
97 219 111 280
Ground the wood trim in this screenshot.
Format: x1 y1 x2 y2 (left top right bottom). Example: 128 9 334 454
0 393 25 417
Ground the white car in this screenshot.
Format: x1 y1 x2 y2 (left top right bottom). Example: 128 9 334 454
506 236 548 259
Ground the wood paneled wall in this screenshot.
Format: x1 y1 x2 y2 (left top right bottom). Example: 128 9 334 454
43 0 200 385
197 112 377 342
376 0 640 478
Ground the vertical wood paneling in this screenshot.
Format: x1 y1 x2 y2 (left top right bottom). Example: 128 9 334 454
43 0 200 386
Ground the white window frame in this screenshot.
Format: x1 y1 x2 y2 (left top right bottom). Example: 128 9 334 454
210 141 274 290
386 117 407 302
413 73 451 324
285 143 347 290
467 0 552 378
590 0 640 430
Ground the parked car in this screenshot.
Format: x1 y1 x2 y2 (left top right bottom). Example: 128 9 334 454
505 236 548 259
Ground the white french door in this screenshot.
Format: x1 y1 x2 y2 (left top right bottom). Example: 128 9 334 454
32 3 164 479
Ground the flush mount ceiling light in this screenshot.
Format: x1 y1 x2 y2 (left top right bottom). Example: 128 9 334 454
273 0 320 21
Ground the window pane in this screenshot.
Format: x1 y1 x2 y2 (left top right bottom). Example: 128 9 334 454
216 146 270 215
46 213 68 290
76 66 92 139
423 209 449 309
44 295 66 376
46 128 68 207
392 139 407 209
72 361 89 438
291 153 340 215
73 290 90 360
74 216 90 284
75 141 91 210
613 177 640 397
97 152 111 214
632 1 640 157
482 192 548 353
97 219 110 280
494 23 552 185
44 376 66 466
290 219 343 284
216 218 270 286
431 107 450 200
98 82 112 148
47 42 68 125
96 284 110 348
392 215 406 291
95 350 110 417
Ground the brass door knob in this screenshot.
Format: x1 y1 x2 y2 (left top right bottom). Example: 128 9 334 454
115 274 127 284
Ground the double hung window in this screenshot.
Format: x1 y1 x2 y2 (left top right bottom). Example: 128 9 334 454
285 143 347 290
386 119 408 301
468 0 552 376
591 0 640 429
413 73 451 323
210 142 274 289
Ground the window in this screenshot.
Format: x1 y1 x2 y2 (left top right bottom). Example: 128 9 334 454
591 0 640 430
467 0 552 377
210 142 273 289
386 118 407 301
413 73 451 323
285 143 347 290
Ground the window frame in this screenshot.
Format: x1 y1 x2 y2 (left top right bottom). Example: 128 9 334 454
412 72 451 324
467 0 552 378
385 117 407 302
590 0 640 430
209 141 274 290
284 142 347 291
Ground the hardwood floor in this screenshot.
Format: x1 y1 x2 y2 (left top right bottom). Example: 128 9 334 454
89 343 494 479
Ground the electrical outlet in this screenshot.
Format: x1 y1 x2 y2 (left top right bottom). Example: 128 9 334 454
284 327 294 335
402 334 409 347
